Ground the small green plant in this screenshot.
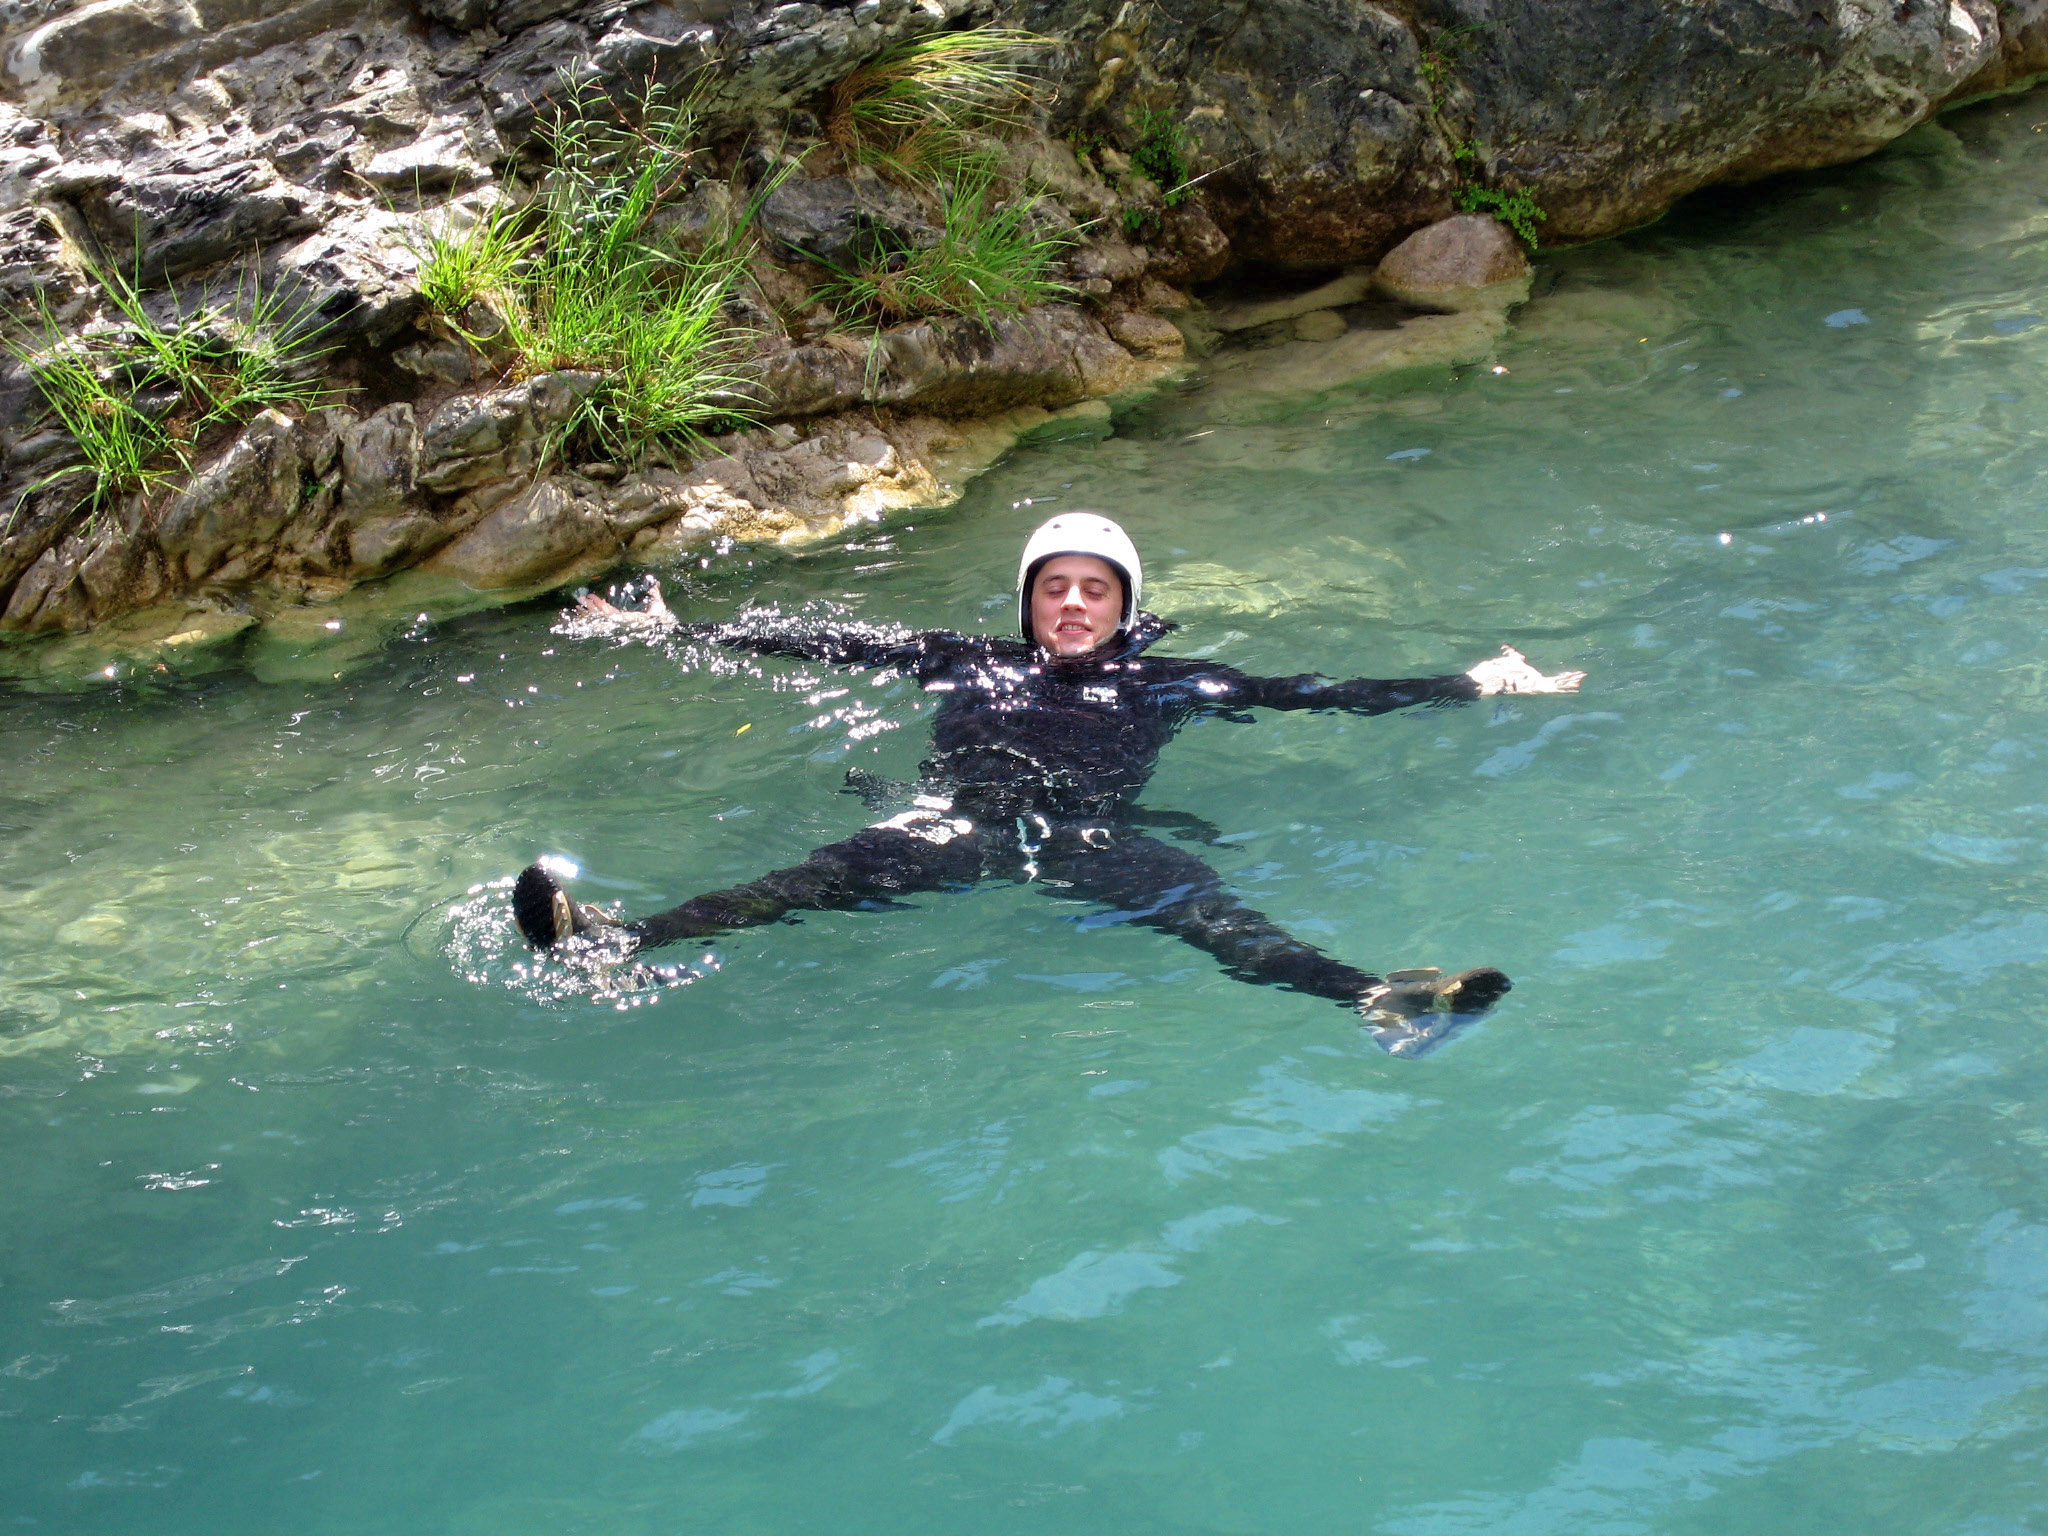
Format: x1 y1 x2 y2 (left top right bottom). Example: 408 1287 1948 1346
1455 184 1547 249
410 198 537 319
476 81 774 461
9 327 182 513
812 28 1073 329
1418 22 1481 97
813 166 1073 326
1418 23 1490 179
6 257 336 520
95 258 334 431
827 28 1046 181
1129 108 1192 206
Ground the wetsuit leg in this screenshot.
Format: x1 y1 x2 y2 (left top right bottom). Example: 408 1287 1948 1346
625 820 994 950
1037 826 1379 1005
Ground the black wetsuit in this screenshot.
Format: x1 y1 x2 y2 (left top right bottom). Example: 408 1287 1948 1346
617 607 1481 1009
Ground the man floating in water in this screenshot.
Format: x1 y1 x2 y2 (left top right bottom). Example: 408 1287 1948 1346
513 513 1585 1056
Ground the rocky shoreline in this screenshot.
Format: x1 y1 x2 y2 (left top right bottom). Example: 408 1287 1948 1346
2 0 2044 673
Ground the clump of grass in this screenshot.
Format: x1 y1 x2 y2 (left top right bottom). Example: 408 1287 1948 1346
411 199 536 320
827 28 1046 181
6 259 335 520
1455 184 1547 250
10 330 182 513
813 28 1072 328
812 168 1072 325
451 82 774 461
508 226 753 457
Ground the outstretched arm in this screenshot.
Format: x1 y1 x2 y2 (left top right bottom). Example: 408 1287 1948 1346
1204 646 1584 714
562 578 945 670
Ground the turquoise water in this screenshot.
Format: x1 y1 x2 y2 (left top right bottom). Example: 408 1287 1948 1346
9 96 2048 1534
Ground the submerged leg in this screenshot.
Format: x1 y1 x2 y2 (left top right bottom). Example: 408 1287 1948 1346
1037 825 1508 1053
1037 826 1381 1001
516 817 993 953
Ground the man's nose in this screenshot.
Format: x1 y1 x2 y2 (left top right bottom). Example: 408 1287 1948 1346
1061 586 1086 609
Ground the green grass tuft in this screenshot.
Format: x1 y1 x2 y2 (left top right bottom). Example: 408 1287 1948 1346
811 167 1073 326
482 82 774 461
828 28 1046 181
411 200 537 320
9 326 184 513
398 82 774 463
6 258 336 523
814 28 1071 329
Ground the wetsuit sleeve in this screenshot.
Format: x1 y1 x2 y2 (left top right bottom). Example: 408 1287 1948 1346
1194 665 1482 714
673 616 965 672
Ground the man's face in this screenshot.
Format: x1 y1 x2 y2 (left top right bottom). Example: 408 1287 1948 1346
1030 554 1123 657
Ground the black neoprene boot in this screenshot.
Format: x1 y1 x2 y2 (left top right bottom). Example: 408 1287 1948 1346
1359 966 1512 1058
511 863 616 949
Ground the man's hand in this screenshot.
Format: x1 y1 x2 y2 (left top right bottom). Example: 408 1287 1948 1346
573 578 675 632
1466 645 1585 696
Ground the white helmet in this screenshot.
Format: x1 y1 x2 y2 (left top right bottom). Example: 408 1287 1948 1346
1016 512 1144 645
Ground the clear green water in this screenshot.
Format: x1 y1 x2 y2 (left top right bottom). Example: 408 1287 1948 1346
10 97 2048 1535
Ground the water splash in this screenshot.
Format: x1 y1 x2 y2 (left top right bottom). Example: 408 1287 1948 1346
440 877 714 1010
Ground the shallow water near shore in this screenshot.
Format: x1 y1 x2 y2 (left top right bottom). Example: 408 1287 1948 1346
10 96 2048 1534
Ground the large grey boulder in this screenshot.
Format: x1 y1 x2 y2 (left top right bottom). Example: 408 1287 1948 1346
2 495 167 632
1446 0 2013 241
318 402 470 579
152 408 306 584
1374 215 1530 313
0 480 89 603
1021 0 2035 261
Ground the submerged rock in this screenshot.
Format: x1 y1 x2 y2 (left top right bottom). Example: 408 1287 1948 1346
1290 309 1347 343
1201 308 1510 414
1207 270 1377 334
